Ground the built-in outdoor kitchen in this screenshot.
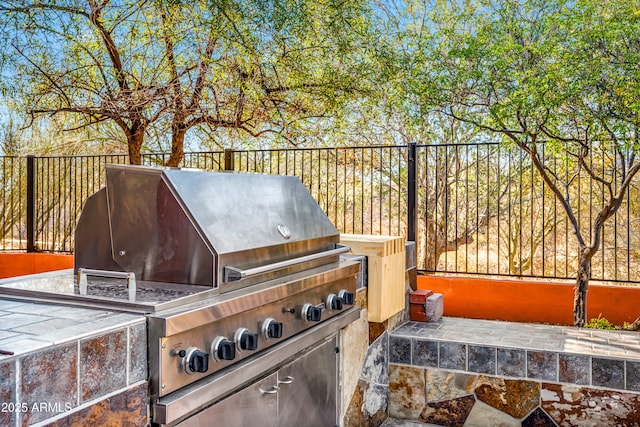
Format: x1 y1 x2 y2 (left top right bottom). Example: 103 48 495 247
4 164 640 427
0 165 413 427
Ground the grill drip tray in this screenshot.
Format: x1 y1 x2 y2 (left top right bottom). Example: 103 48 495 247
0 269 214 313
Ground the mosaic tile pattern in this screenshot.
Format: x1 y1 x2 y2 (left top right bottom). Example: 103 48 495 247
48 382 148 427
0 298 146 426
497 348 526 377
20 343 78 425
389 318 640 426
558 353 590 385
392 319 640 391
592 357 625 389
129 322 148 383
542 383 640 426
80 330 128 402
343 278 411 427
468 345 495 375
0 299 143 357
412 339 438 368
389 336 411 364
527 351 557 381
344 328 393 427
389 364 640 427
0 360 16 427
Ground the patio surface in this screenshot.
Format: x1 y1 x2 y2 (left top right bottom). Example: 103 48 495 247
392 316 640 357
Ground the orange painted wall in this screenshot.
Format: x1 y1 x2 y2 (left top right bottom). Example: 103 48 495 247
419 275 640 326
0 253 74 279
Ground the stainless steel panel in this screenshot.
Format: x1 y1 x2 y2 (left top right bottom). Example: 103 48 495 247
76 165 341 289
105 166 215 286
341 254 367 289
278 336 338 427
149 261 359 335
148 261 358 397
223 244 350 282
175 373 278 427
160 167 338 254
78 268 136 302
0 271 216 314
152 309 359 426
74 188 121 272
175 337 338 427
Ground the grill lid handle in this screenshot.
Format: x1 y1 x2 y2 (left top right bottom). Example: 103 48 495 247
77 268 137 302
223 244 351 282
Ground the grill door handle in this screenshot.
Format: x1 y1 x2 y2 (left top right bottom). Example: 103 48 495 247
77 268 136 302
278 375 294 385
223 244 351 282
259 385 279 395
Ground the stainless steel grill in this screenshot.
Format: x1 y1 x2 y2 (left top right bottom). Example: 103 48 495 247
74 164 347 290
1 165 360 426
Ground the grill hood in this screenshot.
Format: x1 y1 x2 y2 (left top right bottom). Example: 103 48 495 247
74 165 343 291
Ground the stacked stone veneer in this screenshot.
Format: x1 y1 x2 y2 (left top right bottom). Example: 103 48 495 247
388 323 640 426
342 272 412 426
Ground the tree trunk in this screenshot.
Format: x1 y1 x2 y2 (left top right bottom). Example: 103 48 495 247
127 126 145 165
573 249 591 327
424 218 446 271
165 129 185 167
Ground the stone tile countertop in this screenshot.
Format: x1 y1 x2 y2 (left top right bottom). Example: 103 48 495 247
0 296 148 427
0 297 145 358
393 316 640 358
390 317 640 393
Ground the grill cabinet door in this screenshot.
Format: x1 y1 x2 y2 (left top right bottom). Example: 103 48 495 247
174 372 278 427
277 336 338 427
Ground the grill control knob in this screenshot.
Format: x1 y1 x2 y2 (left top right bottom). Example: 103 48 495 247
326 294 344 311
261 318 283 340
183 347 209 375
234 328 259 352
301 303 322 322
211 337 236 362
338 290 355 306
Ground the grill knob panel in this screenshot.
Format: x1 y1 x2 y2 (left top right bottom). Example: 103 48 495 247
339 290 355 306
234 328 259 352
262 318 283 340
183 347 209 375
326 294 344 311
211 337 236 362
302 303 322 322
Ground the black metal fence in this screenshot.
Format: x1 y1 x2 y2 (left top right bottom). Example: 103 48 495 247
414 142 640 284
2 143 640 285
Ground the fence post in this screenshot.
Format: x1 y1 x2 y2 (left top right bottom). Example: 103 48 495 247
407 142 417 243
26 154 35 252
224 148 234 171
